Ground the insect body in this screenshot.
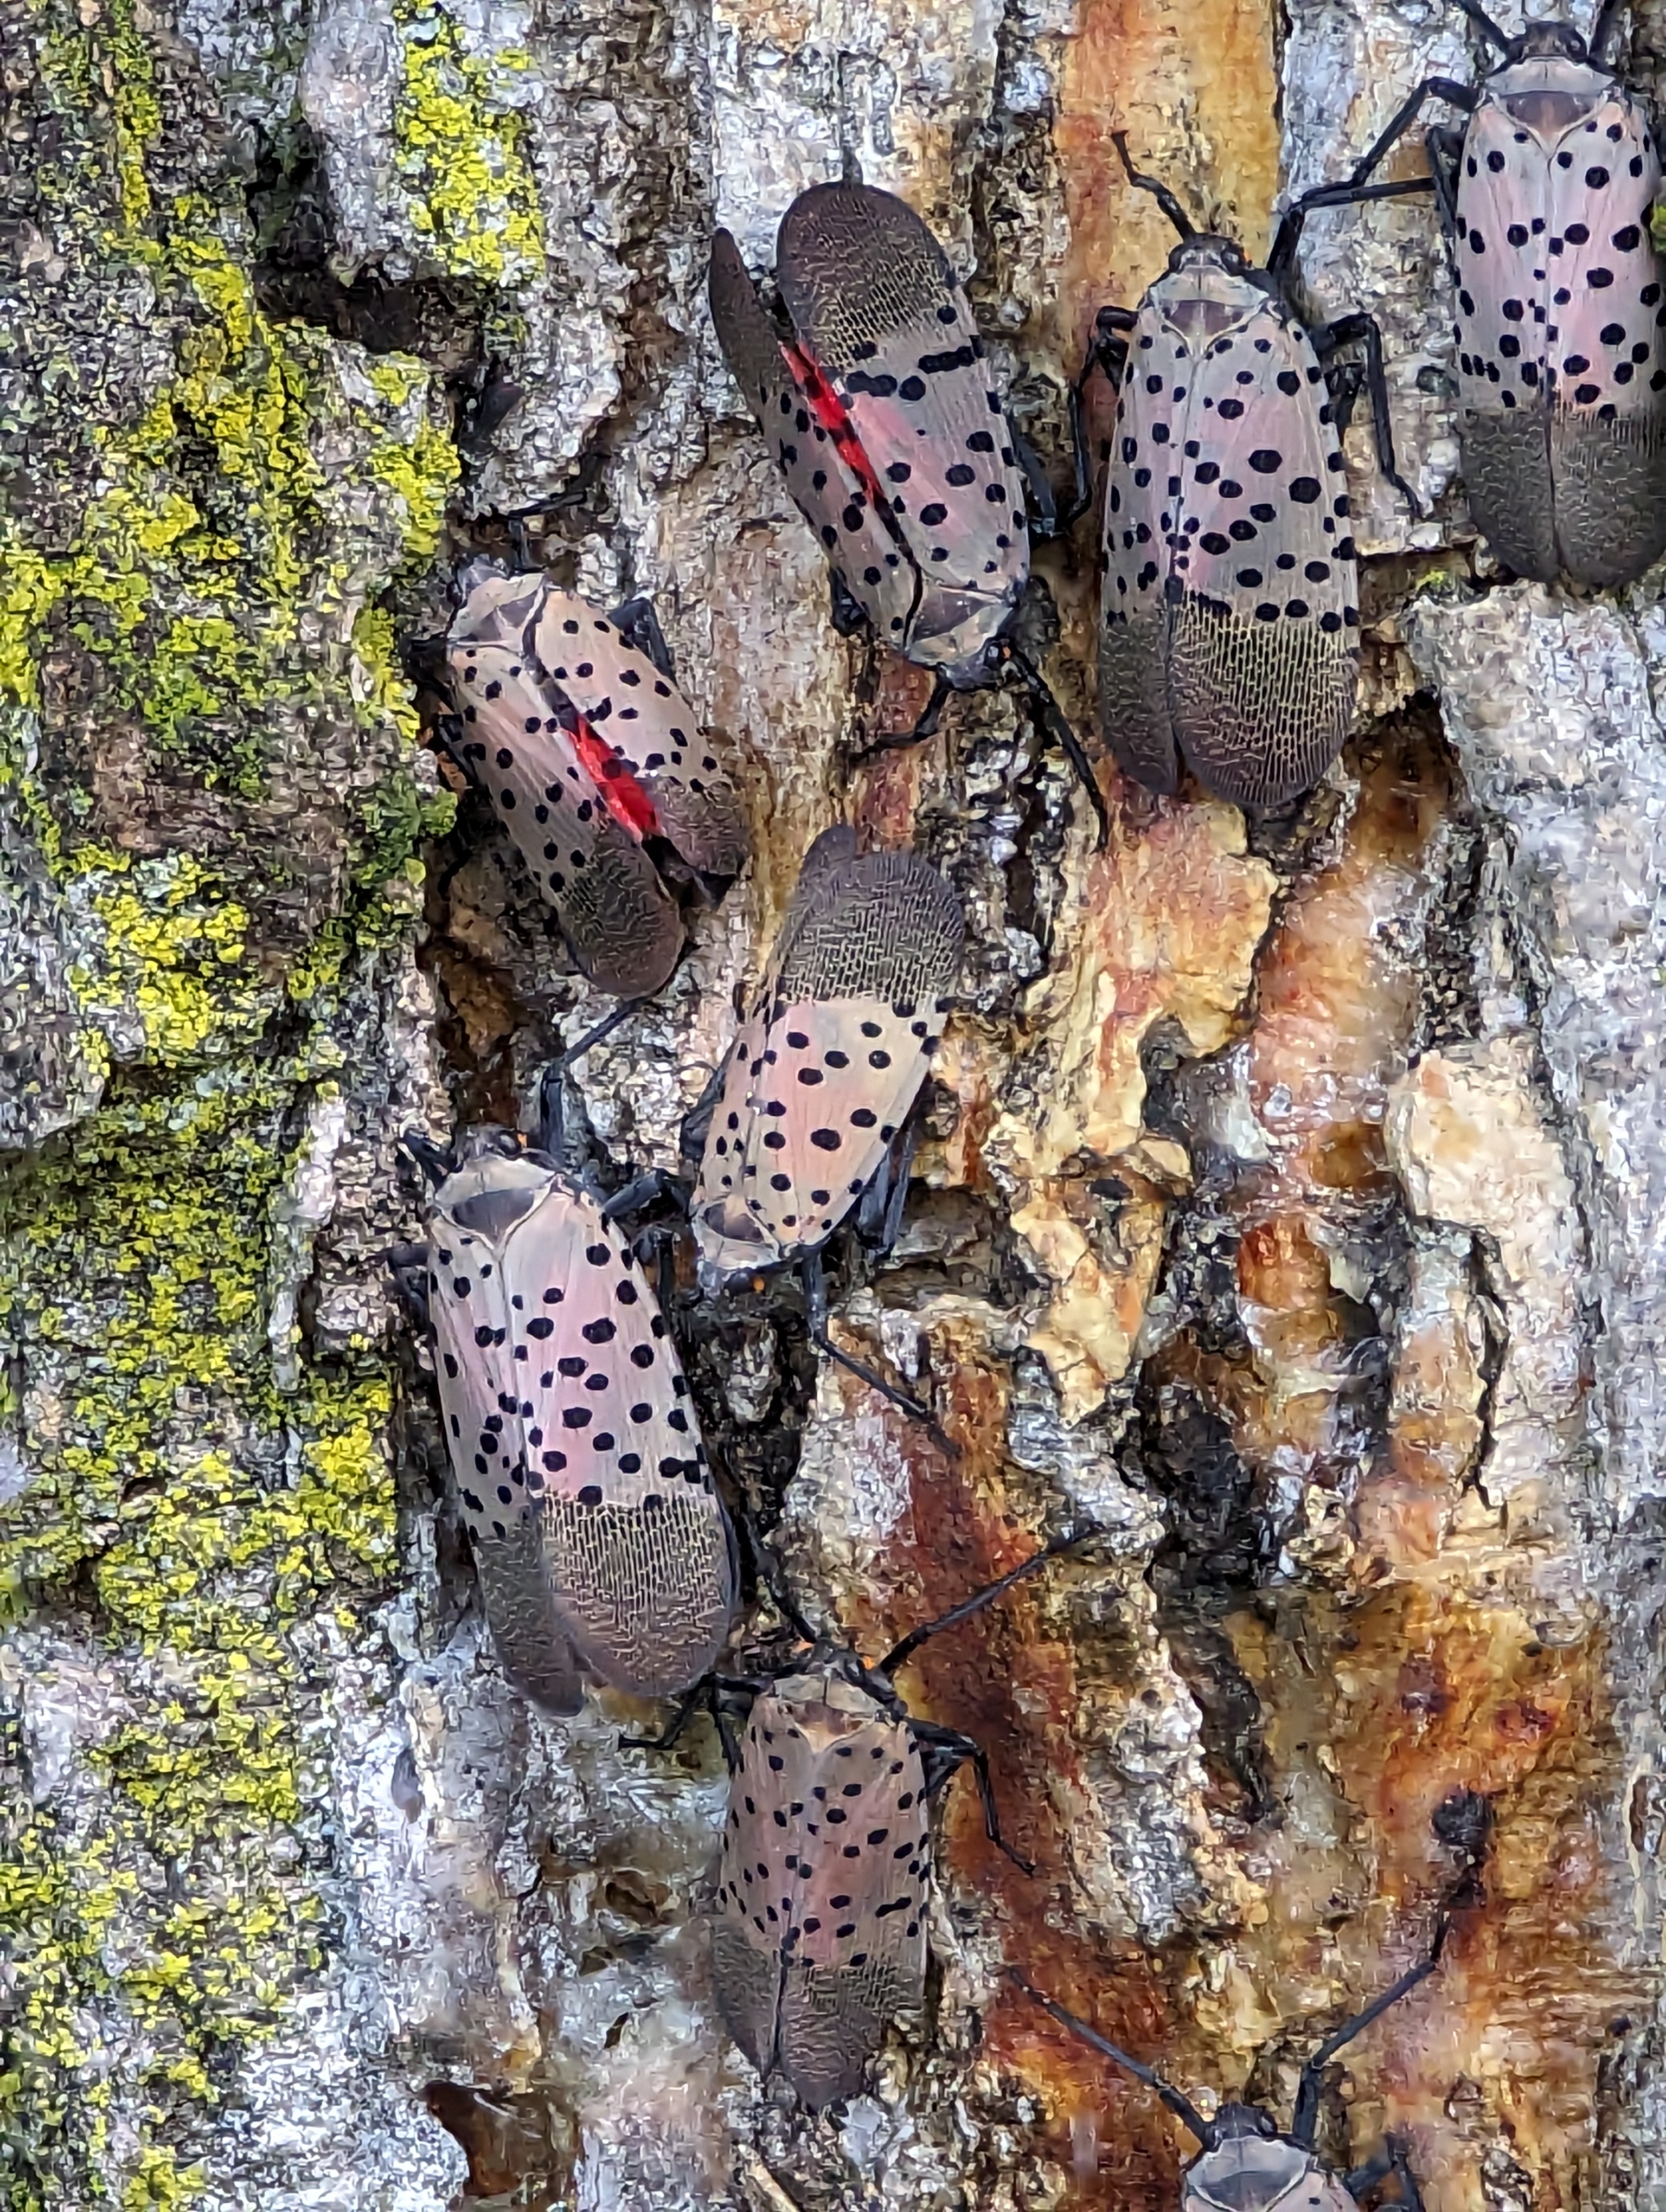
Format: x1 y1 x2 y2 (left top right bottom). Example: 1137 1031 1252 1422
1345 0 1666 586
709 182 1108 843
644 1537 1087 2107
1015 1913 1447 2212
444 570 749 998
686 825 962 1427
412 1125 736 1707
1080 139 1428 811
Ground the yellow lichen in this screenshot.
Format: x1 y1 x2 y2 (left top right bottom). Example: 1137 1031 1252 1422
392 0 545 286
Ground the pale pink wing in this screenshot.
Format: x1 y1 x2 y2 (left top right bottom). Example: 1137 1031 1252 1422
428 1157 582 1714
1160 286 1356 808
503 1175 734 1697
734 846 962 1260
711 1684 802 2082
526 589 751 880
710 230 919 652
775 1701 931 2110
447 619 684 998
776 183 1028 672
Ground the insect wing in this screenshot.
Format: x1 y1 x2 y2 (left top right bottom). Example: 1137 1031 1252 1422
1166 291 1355 808
503 1179 735 1697
526 589 751 882
709 230 917 649
446 608 684 998
1455 69 1666 585
428 1153 583 1714
776 184 1029 677
1100 293 1189 793
736 847 962 1262
712 1679 931 2108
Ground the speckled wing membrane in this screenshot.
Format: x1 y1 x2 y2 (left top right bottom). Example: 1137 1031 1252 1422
710 1675 932 2108
427 1146 734 1700
522 587 749 882
1101 264 1357 810
446 581 684 998
773 183 1030 672
1451 53 1666 585
691 829 964 1279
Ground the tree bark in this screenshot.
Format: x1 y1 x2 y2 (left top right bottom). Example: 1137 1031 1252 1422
1 0 1659 2205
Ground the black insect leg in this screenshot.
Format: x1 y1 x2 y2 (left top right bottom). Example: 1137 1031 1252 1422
1008 647 1110 850
880 1528 1097 1675
621 1674 765 1768
911 1719 1034 1873
1590 0 1627 64
854 1112 921 1256
1065 305 1137 524
1290 1913 1449 2150
1345 2135 1427 2212
599 1168 690 1226
1012 431 1060 540
1312 310 1423 517
1268 173 1437 290
1452 0 1511 54
800 1247 955 1453
535 1001 645 1161
386 1242 432 1326
1111 131 1196 240
844 666 956 766
1425 123 1465 245
829 570 872 638
398 1131 454 1187
608 595 677 681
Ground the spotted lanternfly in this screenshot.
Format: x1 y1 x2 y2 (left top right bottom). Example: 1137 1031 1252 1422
411 1123 735 1706
1015 1910 1449 2212
1077 138 1429 811
709 183 1109 844
1335 0 1666 586
690 826 963 1290
635 1534 1089 2107
444 569 749 998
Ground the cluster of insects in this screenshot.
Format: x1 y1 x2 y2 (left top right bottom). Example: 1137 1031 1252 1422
398 0 1632 2169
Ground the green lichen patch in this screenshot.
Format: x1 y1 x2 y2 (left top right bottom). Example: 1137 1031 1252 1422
392 2 545 287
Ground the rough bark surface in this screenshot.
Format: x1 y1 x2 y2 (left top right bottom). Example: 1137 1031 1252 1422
2 0 1661 2207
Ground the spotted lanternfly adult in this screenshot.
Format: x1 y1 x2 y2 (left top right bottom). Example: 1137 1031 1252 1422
709 183 1110 845
633 1533 1091 2107
1077 137 1431 811
1015 1911 1449 2212
402 1116 736 1708
443 569 750 998
685 825 963 1424
1327 0 1666 586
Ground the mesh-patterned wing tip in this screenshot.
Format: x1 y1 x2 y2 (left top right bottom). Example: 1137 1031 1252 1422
709 230 784 424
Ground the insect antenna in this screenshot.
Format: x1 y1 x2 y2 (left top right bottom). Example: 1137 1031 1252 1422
800 1248 959 1456
734 1509 824 1647
1009 1972 1219 2149
879 1528 1095 1675
1111 133 1198 240
1452 0 1514 52
1289 1911 1449 2149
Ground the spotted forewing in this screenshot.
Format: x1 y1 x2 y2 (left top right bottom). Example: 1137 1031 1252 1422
712 184 1029 681
691 827 964 1283
1449 41 1666 585
1101 246 1358 809
426 1139 734 1701
710 1670 933 2109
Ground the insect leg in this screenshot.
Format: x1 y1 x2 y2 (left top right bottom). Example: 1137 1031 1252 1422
398 1130 454 1187
854 1117 920 1256
1452 0 1511 54
733 1508 823 1646
1269 172 1437 281
386 1242 432 1326
1290 1913 1449 2149
1065 305 1137 524
1310 311 1422 518
1009 1973 1218 2148
619 1677 717 1754
911 1719 1034 1873
599 1167 691 1225
1345 2133 1427 2212
799 1248 956 1452
829 570 872 638
607 595 677 681
1011 430 1061 539
845 668 956 766
1590 0 1627 63
880 1528 1098 1675
1007 647 1110 850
